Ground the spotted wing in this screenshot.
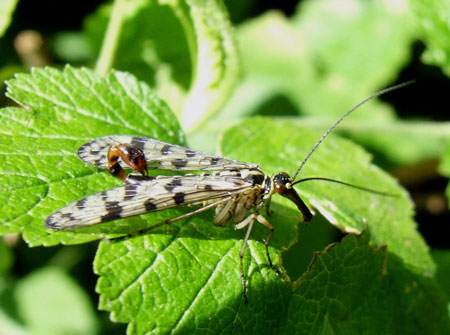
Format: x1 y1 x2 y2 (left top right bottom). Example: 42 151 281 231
46 173 254 230
78 135 257 172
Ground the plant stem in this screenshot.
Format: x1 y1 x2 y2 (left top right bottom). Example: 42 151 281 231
95 0 126 76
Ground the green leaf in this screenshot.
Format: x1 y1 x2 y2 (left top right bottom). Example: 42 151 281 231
15 267 98 335
0 0 18 37
95 214 292 334
1 66 184 246
85 0 240 132
410 0 450 75
287 233 449 334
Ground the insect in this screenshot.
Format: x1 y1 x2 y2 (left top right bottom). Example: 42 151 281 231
46 82 412 303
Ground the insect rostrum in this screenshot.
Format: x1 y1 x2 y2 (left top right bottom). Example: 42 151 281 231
45 82 412 304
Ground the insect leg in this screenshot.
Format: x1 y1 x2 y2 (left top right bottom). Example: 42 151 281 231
238 213 257 304
255 214 280 275
111 196 234 242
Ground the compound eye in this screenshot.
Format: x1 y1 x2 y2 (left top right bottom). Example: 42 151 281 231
273 172 292 195
274 181 286 195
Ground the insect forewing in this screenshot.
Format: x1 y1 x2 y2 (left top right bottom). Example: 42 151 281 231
78 135 256 172
46 173 253 230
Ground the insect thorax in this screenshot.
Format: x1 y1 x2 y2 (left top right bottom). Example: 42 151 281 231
210 168 271 227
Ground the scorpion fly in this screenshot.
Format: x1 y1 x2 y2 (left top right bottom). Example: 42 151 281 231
46 81 412 303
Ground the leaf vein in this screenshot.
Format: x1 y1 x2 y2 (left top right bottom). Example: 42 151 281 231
171 242 238 333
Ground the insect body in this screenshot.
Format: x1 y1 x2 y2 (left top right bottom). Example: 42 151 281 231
45 82 412 303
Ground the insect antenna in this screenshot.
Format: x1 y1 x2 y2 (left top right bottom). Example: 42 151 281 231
292 177 399 197
291 80 415 181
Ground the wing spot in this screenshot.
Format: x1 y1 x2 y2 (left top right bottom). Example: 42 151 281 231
210 158 220 165
161 144 172 155
173 192 185 205
76 197 88 208
101 202 123 222
186 149 196 158
130 137 144 149
172 159 188 168
94 158 103 166
61 213 74 220
164 177 183 192
124 184 138 200
144 199 157 211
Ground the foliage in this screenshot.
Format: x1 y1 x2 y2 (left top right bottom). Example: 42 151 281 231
1 0 449 334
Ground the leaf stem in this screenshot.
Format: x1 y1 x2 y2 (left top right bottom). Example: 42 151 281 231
95 0 126 76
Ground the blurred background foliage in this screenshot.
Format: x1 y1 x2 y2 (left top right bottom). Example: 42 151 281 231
0 0 449 334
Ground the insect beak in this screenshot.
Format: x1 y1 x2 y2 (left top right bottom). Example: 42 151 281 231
282 187 313 222
273 172 313 222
